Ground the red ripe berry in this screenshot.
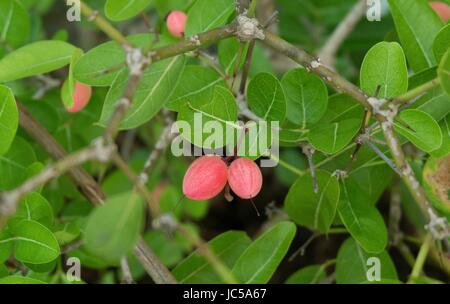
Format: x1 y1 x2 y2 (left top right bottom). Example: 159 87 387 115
167 11 187 38
67 82 92 113
228 158 263 199
183 156 228 200
430 1 450 22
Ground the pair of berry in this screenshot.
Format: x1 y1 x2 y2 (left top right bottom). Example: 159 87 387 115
183 156 263 201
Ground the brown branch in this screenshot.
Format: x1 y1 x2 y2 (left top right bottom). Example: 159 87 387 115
10 102 177 284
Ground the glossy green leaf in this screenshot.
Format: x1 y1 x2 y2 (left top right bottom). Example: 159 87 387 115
433 24 450 62
394 109 442 153
166 65 227 111
281 68 328 128
185 0 235 36
431 114 450 158
8 192 53 229
388 0 443 72
336 238 398 284
74 34 155 87
0 264 8 278
285 170 340 233
83 192 144 264
338 179 388 253
0 40 77 83
177 85 238 150
0 136 36 191
172 231 251 283
61 48 83 109
105 0 152 21
0 275 46 284
438 49 450 96
99 55 185 129
308 119 361 154
232 221 296 284
247 72 286 122
408 67 450 122
0 85 18 155
347 165 393 205
0 230 13 263
0 0 30 49
285 265 326 284
320 94 365 123
10 219 60 264
360 41 408 98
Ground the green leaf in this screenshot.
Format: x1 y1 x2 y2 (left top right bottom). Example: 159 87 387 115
338 179 388 253
247 72 286 122
83 192 144 264
0 264 8 278
347 165 393 205
10 219 60 264
0 230 13 263
308 119 361 154
285 265 326 284
73 34 155 87
408 67 450 122
438 49 450 96
105 0 152 21
284 170 340 233
0 136 36 191
0 85 18 156
394 109 442 153
177 85 238 150
185 0 235 36
0 275 46 284
423 155 450 219
431 114 450 158
166 65 227 111
61 48 84 109
281 68 328 128
360 41 408 98
99 55 185 129
231 221 296 284
8 192 53 229
218 38 248 73
433 24 450 62
0 40 77 83
320 94 365 123
388 0 443 72
172 231 251 283
336 238 398 284
0 0 30 49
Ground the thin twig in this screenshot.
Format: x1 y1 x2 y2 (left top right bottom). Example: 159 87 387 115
11 103 177 284
318 0 367 67
79 1 131 46
120 257 135 284
393 78 441 107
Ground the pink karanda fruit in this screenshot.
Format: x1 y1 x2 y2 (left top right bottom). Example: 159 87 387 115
228 158 263 199
67 82 92 113
166 11 187 38
182 156 228 200
430 1 450 22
